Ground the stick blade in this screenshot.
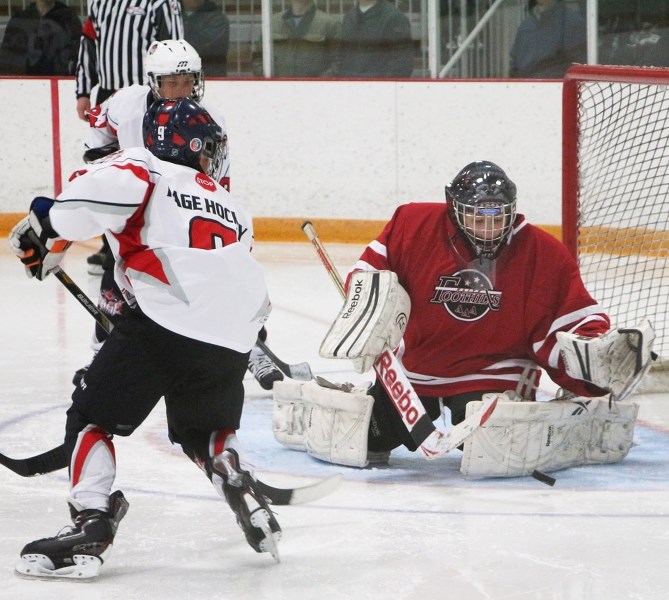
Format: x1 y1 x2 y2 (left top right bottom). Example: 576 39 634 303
0 444 69 477
257 474 343 506
446 393 499 449
419 394 499 459
286 361 313 381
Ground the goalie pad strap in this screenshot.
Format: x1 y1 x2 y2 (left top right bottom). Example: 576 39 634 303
460 397 638 478
272 380 374 467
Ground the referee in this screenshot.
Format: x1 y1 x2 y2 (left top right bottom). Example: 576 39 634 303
75 0 184 121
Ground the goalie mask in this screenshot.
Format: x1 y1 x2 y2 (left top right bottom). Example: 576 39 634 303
145 39 204 101
143 98 227 180
445 160 517 258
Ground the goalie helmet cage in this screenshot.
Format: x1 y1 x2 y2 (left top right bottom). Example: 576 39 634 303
562 64 669 391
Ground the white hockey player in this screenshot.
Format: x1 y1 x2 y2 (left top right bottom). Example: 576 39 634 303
273 161 655 476
83 39 230 188
79 38 283 391
9 98 281 579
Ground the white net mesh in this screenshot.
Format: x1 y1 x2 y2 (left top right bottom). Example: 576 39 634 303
574 76 669 365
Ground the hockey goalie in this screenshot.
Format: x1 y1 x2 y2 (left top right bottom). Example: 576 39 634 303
274 160 655 477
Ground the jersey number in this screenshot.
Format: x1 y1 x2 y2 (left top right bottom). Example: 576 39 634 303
189 216 238 249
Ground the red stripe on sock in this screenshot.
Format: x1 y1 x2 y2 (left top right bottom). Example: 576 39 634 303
71 427 115 488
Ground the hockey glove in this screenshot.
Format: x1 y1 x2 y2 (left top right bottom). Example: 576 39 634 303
557 318 655 399
83 141 120 163
9 197 71 281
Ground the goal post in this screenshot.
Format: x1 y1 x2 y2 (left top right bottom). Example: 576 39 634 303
562 64 669 389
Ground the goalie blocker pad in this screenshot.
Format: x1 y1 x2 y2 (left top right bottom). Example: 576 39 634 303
272 380 374 467
460 397 638 478
320 270 410 374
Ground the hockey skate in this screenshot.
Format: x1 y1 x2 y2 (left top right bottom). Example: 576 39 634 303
72 364 89 387
86 250 105 276
211 449 282 562
16 490 129 581
86 239 113 276
248 345 284 390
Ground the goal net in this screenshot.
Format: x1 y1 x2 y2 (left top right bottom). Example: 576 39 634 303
562 65 669 390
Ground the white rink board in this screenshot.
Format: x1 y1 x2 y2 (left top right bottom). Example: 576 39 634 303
3 78 562 225
0 79 54 200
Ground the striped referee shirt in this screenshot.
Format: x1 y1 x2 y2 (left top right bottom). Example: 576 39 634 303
76 0 184 99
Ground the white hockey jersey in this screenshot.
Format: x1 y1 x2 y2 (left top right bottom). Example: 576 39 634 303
51 147 269 353
84 85 231 187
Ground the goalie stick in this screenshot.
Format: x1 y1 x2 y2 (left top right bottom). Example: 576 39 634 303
0 444 342 506
301 221 498 458
52 266 312 381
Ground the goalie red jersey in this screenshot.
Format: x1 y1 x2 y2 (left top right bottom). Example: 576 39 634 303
349 201 610 399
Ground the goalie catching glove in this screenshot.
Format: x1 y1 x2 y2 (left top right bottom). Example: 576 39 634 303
320 270 410 373
9 197 71 281
557 319 655 399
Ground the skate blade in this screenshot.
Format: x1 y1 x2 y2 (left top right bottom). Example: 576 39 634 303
15 553 101 581
250 510 281 563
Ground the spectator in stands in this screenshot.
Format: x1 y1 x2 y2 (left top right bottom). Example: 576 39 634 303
331 0 414 77
624 22 669 68
597 5 669 69
254 0 340 77
0 0 81 75
509 0 586 78
183 0 230 77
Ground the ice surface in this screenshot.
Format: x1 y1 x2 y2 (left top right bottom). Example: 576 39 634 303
1 241 668 600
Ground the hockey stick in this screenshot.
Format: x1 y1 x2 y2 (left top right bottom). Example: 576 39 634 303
0 267 331 501
257 473 342 505
301 220 498 459
52 266 113 333
0 444 340 505
255 338 313 381
0 444 68 477
53 266 312 380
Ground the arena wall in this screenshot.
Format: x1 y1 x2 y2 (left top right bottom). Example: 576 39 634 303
0 77 563 242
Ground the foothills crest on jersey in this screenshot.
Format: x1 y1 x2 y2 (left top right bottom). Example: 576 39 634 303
350 202 610 399
429 268 501 321
51 147 267 352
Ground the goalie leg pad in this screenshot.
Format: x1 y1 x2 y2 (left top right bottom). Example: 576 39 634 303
557 319 655 398
272 381 309 451
273 380 374 467
460 397 639 478
319 270 410 373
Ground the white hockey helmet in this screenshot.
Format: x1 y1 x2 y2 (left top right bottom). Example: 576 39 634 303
145 39 204 101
